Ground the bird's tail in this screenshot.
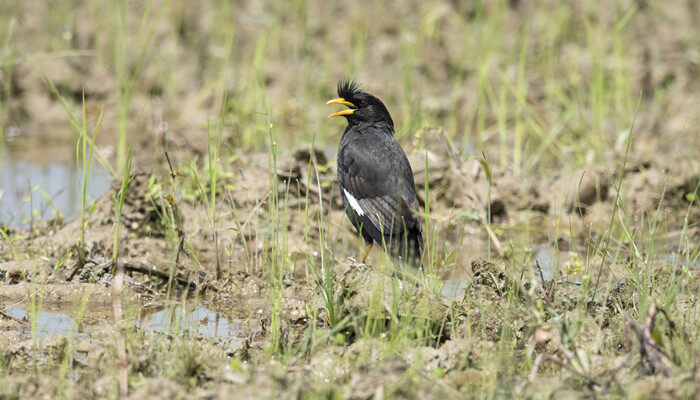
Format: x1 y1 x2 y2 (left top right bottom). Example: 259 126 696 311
391 226 424 270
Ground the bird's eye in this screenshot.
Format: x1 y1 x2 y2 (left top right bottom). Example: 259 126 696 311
360 100 367 107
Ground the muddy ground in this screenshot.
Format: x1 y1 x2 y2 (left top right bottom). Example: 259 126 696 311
1 142 698 398
1 0 700 399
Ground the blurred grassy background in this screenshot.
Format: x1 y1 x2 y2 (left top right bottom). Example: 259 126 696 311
0 0 697 175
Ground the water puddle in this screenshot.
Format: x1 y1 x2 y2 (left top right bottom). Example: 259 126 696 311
141 303 247 339
2 305 82 337
0 145 111 228
532 245 556 283
441 279 468 299
656 251 700 270
1 301 249 340
439 244 558 299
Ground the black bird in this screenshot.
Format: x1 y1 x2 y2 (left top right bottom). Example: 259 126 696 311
327 79 423 268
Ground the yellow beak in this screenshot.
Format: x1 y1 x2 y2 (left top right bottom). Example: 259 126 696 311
326 98 355 107
327 109 355 118
326 97 356 118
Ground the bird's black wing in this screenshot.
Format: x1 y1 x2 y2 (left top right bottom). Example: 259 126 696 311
337 127 421 244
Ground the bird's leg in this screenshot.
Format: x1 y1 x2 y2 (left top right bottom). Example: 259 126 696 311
361 242 373 264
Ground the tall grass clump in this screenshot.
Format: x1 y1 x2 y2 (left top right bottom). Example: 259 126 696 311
264 109 286 354
187 115 225 280
76 94 102 265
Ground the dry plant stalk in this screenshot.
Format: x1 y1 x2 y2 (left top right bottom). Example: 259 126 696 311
112 260 129 397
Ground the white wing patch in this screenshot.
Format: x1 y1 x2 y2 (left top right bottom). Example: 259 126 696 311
344 189 365 216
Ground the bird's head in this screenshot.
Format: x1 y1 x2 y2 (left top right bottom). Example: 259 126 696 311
326 78 394 129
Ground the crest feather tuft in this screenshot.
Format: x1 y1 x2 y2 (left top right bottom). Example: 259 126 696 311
337 77 362 100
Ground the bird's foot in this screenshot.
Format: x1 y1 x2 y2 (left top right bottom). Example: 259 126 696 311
347 257 369 266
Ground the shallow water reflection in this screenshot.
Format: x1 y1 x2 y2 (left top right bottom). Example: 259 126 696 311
141 303 246 339
1 301 247 340
3 305 80 337
532 245 555 283
441 279 468 299
0 146 111 228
